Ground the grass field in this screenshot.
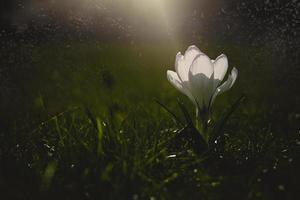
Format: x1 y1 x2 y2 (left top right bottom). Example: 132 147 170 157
0 41 299 199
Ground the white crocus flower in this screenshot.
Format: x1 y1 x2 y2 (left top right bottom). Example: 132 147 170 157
167 45 238 112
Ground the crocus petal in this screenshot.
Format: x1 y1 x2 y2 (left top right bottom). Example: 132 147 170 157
175 52 189 82
211 67 238 105
175 45 202 83
167 70 184 93
213 54 228 82
189 54 214 80
167 70 195 103
183 45 203 69
188 54 214 108
218 67 238 93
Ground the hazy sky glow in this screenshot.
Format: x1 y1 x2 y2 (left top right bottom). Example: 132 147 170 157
3 0 298 51
10 0 196 44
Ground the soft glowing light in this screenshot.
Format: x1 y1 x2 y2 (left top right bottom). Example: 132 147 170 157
22 0 190 44
94 0 187 43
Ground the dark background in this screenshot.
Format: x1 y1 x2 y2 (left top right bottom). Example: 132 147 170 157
0 1 300 199
1 0 299 119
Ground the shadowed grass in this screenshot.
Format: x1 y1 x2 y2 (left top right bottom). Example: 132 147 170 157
0 42 300 199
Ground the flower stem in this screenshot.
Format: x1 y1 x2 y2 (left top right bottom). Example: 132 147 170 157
195 107 200 130
195 107 209 142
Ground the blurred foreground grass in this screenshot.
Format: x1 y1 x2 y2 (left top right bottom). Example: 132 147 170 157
0 42 300 199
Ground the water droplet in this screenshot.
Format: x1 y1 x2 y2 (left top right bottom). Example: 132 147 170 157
166 154 176 158
211 182 219 187
278 185 285 191
85 192 90 197
133 194 139 200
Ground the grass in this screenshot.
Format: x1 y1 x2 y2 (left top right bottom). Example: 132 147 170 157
0 41 299 200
